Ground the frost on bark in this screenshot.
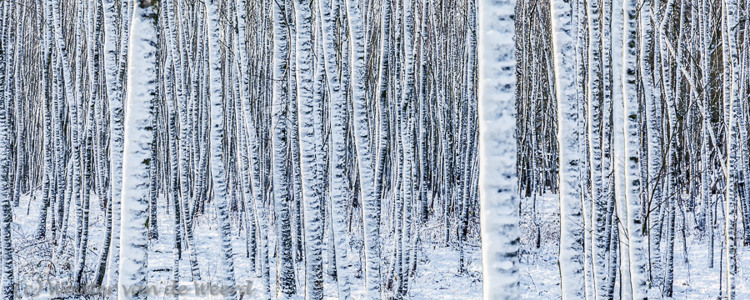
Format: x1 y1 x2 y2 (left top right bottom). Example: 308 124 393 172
104 0 130 290
723 0 740 297
118 0 158 298
294 0 325 298
205 0 238 295
317 0 354 298
272 0 297 296
477 0 520 298
622 0 649 297
343 0 382 297
0 4 14 298
549 0 586 298
585 0 610 298
236 0 270 295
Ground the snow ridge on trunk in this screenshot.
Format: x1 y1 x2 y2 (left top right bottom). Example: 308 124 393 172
477 0 519 298
118 1 158 298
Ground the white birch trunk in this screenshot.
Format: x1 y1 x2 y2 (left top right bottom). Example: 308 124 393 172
118 1 158 298
343 1 381 297
549 0 586 297
205 0 238 295
272 0 297 296
295 1 325 298
622 0 649 297
478 0 519 298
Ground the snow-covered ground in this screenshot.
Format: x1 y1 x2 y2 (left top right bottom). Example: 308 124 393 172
12 192 482 299
517 193 750 299
10 192 750 299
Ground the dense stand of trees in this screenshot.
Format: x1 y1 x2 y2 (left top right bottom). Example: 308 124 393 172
521 0 750 298
1 0 749 298
0 0 494 298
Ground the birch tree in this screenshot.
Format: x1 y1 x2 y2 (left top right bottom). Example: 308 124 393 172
272 0 297 296
549 0 586 297
622 0 649 296
295 0 325 298
478 0 519 298
205 0 238 295
0 4 15 298
118 0 159 298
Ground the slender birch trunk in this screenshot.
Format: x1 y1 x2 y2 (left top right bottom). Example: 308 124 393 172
549 0 586 297
272 0 297 296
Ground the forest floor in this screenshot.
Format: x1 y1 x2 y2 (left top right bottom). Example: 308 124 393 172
11 192 484 299
519 193 750 299
9 192 750 299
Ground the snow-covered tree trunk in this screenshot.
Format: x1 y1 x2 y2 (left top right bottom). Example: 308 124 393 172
37 1 54 239
204 0 238 296
162 0 200 281
232 0 257 275
294 1 324 298
75 0 101 287
317 0 354 297
622 0 649 296
458 0 476 276
639 0 666 287
118 0 159 298
723 0 740 297
599 0 617 295
286 0 305 264
658 1 684 295
699 0 713 268
235 1 270 295
477 0 519 298
343 0 381 297
0 4 14 298
585 1 611 298
417 0 430 223
272 0 297 296
374 0 391 211
241 18 272 300
549 0 586 298
106 0 131 289
148 111 160 241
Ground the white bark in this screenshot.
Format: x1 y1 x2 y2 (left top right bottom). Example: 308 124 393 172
478 0 519 298
118 1 158 298
343 1 381 297
549 0 586 298
295 1 324 298
205 0 237 295
272 0 296 296
317 0 355 298
622 0 649 297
